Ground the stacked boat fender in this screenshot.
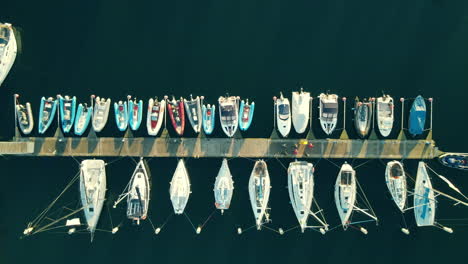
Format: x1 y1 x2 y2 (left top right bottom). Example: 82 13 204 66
114 99 128 131
334 162 356 230
376 95 394 137
218 96 239 137
167 96 185 136
291 88 310 134
239 99 255 131
38 96 58 134
184 95 202 133
214 159 234 214
58 95 77 133
74 102 92 136
202 103 215 135
319 93 339 135
170 159 191 214
147 97 166 136
14 94 34 135
92 96 111 132
128 96 143 131
275 92 291 137
409 95 426 137
248 160 271 230
0 23 18 87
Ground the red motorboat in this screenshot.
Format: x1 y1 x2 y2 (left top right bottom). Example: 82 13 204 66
167 97 185 136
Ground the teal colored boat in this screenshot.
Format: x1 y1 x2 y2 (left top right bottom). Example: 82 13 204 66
239 99 254 131
38 96 58 134
59 95 77 133
202 103 215 135
128 97 143 131
74 103 92 136
114 100 128 131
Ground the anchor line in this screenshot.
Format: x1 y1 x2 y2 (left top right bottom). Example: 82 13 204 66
355 177 377 221
275 157 288 171
183 212 197 231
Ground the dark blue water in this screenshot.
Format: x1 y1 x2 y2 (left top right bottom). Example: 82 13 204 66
2 1 468 264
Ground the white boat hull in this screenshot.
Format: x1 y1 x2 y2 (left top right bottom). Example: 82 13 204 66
376 96 394 137
219 96 239 137
248 160 271 229
334 163 356 229
170 159 191 214
213 159 234 211
127 159 151 221
291 91 310 134
0 23 18 87
319 93 339 135
385 161 407 211
92 97 111 132
276 96 291 137
146 98 165 136
288 161 314 232
414 162 435 227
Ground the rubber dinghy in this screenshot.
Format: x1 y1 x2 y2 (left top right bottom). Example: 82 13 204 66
214 159 234 214
202 103 215 135
276 92 291 137
239 99 255 131
354 97 372 138
376 95 394 137
92 96 111 132
74 103 92 136
38 96 58 134
184 95 202 133
385 161 407 212
170 159 191 214
58 95 77 133
409 95 426 137
167 97 185 136
14 94 34 135
334 162 356 230
291 88 310 134
0 23 17 87
128 97 143 131
248 160 271 230
114 99 128 131
288 161 314 232
319 93 339 135
218 96 239 137
80 159 106 242
147 97 165 136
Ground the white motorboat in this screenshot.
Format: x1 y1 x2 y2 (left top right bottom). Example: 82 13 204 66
334 162 356 230
276 92 291 137
291 88 310 134
0 23 17 87
92 96 111 132
213 158 234 214
80 159 106 241
319 93 339 135
147 97 165 136
288 161 314 232
170 159 191 214
414 161 435 227
218 96 239 137
184 95 202 133
248 160 271 230
385 161 407 212
376 95 394 137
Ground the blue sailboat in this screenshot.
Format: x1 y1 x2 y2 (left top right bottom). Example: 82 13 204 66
74 103 92 136
202 103 215 135
128 97 143 131
114 100 128 131
58 95 77 133
409 95 426 136
239 99 255 131
38 96 58 134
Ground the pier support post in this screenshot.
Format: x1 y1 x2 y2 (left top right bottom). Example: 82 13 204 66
306 95 316 140
426 98 433 141
339 97 349 140
368 97 378 140
397 97 406 140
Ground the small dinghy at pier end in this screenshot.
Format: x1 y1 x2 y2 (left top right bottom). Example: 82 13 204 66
14 94 34 135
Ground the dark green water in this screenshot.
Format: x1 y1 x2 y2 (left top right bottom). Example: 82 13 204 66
2 1 468 263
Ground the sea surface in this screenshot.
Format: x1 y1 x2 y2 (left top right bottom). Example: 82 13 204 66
2 1 468 264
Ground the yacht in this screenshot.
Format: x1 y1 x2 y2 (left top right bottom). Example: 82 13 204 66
80 159 106 242
354 97 372 138
239 99 255 131
184 95 202 133
409 95 426 137
126 159 151 224
114 100 128 131
128 97 143 131
58 95 77 133
38 96 58 134
385 161 407 212
319 93 339 135
213 159 234 214
202 103 215 135
14 94 34 135
276 92 291 137
376 95 394 137
74 103 92 136
248 160 271 230
414 161 435 227
288 161 314 232
170 159 191 214
0 23 17 87
92 96 111 132
167 97 185 136
147 97 166 136
334 162 356 230
291 88 310 134
218 96 239 137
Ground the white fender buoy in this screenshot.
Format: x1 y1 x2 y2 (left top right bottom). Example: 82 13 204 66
23 227 34 235
112 227 119 234
443 227 454 233
237 228 242 235
68 228 76 235
196 226 202 234
360 227 368 235
319 228 326 235
155 227 161 235
278 228 284 235
401 228 410 235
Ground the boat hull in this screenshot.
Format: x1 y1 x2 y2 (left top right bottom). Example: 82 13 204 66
288 161 314 232
414 162 435 227
184 97 202 133
38 97 58 134
219 96 239 137
334 163 356 229
16 100 34 135
74 104 92 136
376 96 394 137
354 98 372 138
439 153 468 170
276 96 291 137
248 160 271 228
92 97 111 132
291 91 310 134
127 159 151 221
129 99 143 131
202 104 215 135
214 159 234 211
114 101 128 131
385 161 407 211
239 100 255 131
59 96 77 133
170 159 191 214
409 95 426 136
146 98 165 136
0 23 18 87
319 93 339 135
167 99 185 136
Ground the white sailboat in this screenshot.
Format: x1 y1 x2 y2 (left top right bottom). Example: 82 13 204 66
92 96 111 132
319 93 339 135
376 95 394 137
0 23 17 87
213 159 234 214
80 159 106 241
248 160 271 230
291 88 310 134
414 161 435 227
170 159 191 214
385 161 407 212
114 158 151 225
276 92 291 137
218 96 239 137
334 162 356 229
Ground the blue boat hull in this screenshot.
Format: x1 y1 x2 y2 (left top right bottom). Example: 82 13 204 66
202 104 215 135
239 101 254 131
38 97 58 134
409 96 426 136
74 104 92 136
129 100 143 131
59 96 77 133
114 102 128 131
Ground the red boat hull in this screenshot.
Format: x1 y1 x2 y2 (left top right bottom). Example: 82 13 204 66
167 100 185 135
